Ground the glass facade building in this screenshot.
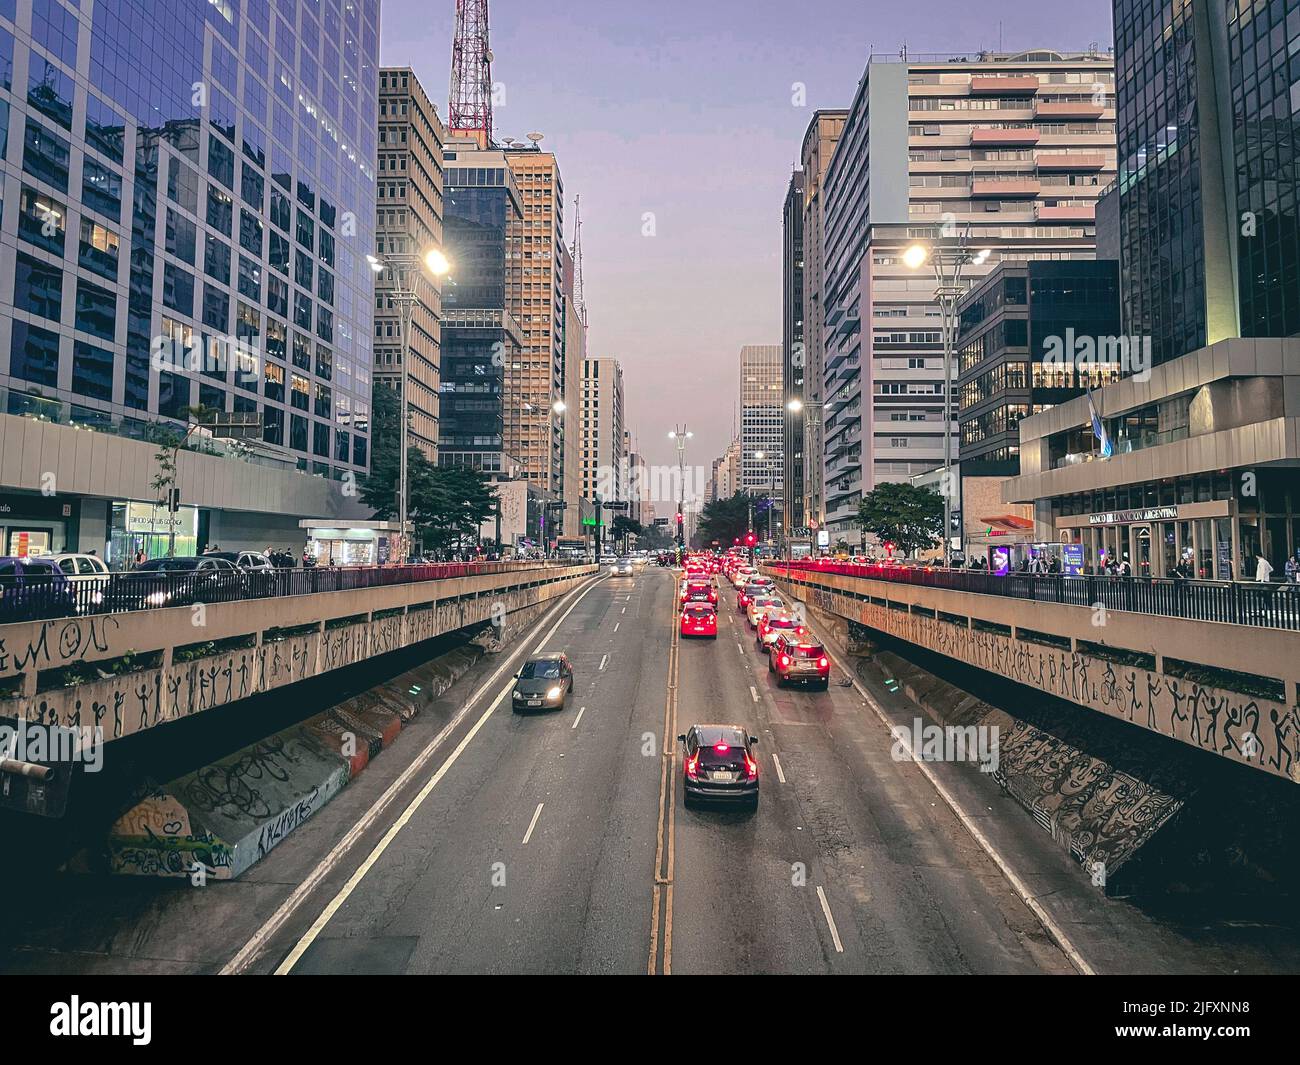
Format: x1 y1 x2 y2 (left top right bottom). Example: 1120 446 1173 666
957 260 1122 475
1226 0 1300 338
1114 0 1300 364
438 142 522 472
1 0 379 480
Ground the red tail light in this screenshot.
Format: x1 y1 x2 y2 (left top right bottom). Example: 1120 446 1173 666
743 753 758 780
685 751 699 780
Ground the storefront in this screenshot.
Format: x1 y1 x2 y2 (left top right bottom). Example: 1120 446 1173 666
0 492 76 557
1053 476 1297 580
300 520 403 566
109 501 201 564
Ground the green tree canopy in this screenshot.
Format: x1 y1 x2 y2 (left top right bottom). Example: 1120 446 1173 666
695 491 762 547
856 482 943 557
362 385 498 554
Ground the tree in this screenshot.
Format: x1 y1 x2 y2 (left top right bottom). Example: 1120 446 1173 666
361 385 498 555
610 515 644 551
696 491 754 547
856 482 944 557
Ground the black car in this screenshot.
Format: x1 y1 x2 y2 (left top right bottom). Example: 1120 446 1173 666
105 556 245 610
511 652 575 712
678 724 759 807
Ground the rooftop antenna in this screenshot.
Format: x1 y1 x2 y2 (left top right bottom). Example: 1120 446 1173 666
572 194 587 326
449 0 494 149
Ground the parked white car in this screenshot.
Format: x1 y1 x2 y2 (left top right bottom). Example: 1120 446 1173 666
47 553 111 610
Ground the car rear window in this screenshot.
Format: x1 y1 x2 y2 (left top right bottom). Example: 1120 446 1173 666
791 644 825 659
684 604 714 616
766 617 796 629
695 726 747 747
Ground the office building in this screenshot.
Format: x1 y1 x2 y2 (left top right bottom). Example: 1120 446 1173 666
819 49 1116 546
580 356 625 505
782 168 805 536
799 109 848 533
740 344 783 524
1004 1 1300 578
373 67 445 462
438 135 522 474
503 145 567 496
0 0 380 560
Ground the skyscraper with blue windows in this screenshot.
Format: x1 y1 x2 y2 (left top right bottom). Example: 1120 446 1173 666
0 0 380 559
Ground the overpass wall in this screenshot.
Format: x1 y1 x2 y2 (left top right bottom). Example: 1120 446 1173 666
768 566 1300 784
0 566 596 744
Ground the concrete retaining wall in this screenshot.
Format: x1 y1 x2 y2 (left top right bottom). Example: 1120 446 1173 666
774 570 1300 784
104 584 586 878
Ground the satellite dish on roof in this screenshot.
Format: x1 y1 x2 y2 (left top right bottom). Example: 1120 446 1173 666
526 132 544 145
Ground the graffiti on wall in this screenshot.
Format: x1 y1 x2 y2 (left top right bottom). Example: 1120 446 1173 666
818 587 1299 783
0 615 120 678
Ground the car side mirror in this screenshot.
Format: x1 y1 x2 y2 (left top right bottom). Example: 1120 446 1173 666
749 736 759 745
513 672 520 679
676 733 687 744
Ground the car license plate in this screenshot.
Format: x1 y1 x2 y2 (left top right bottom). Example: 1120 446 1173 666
710 771 736 782
528 699 542 706
796 662 816 671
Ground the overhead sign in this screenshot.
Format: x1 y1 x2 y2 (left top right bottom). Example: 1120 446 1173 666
1088 505 1178 525
816 530 830 548
602 501 630 510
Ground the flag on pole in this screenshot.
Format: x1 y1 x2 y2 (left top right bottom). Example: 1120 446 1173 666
1085 385 1113 458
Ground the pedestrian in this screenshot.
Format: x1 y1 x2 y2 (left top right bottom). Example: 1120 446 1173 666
1284 557 1297 584
1119 558 1132 577
133 547 146 569
1255 554 1274 582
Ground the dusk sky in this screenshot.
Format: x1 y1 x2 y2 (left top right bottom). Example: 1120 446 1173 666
380 0 1116 478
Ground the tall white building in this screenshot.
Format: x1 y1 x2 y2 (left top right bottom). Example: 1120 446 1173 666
819 49 1115 545
740 345 783 514
580 357 626 504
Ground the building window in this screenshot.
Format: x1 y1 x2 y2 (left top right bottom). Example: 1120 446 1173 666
75 278 117 341
10 320 61 388
72 341 115 402
13 251 63 322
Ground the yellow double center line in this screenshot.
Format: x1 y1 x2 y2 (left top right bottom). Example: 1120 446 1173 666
647 573 680 975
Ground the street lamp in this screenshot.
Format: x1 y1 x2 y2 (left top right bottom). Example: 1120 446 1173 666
368 247 453 563
902 227 990 568
752 449 777 548
669 426 693 558
786 396 825 546
518 399 568 557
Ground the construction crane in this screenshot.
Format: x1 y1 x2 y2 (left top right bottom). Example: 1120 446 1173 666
449 0 494 148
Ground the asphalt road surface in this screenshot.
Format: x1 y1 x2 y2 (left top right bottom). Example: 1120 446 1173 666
259 566 1072 975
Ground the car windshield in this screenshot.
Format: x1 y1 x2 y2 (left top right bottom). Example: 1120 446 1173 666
520 659 562 679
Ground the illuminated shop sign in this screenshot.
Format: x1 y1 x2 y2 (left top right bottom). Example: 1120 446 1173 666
1087 505 1178 525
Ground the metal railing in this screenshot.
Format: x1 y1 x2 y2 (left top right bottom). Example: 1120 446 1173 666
0 561 580 624
770 560 1300 631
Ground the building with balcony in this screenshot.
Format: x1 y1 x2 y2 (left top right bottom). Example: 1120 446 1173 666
817 48 1116 546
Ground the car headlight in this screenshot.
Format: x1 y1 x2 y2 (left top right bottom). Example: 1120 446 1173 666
546 686 563 700
513 689 523 699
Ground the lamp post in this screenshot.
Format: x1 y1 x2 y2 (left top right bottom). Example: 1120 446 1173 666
521 400 566 561
668 426 692 561
902 228 989 568
368 247 452 563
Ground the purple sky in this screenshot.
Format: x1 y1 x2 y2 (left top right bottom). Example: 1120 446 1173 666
380 0 1115 478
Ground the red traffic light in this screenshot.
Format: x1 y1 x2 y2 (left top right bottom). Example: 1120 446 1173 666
744 533 756 546
675 513 683 523
733 538 740 544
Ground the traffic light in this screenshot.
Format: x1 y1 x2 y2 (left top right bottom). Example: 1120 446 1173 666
744 533 756 547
